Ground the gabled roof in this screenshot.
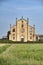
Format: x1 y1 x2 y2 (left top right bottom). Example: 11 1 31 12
29 25 34 29
16 17 28 23
17 18 27 22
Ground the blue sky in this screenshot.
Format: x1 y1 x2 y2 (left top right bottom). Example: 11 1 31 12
0 0 43 38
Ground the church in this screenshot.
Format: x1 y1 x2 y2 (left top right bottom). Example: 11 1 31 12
8 17 36 42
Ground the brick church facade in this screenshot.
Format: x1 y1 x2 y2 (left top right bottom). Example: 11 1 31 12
8 17 36 42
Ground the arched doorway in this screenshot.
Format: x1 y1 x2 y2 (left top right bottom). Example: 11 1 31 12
21 36 24 42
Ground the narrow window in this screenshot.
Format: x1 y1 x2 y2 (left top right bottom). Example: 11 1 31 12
13 29 15 32
30 37 32 39
13 37 15 39
29 28 32 32
22 21 23 23
30 33 32 35
22 24 24 28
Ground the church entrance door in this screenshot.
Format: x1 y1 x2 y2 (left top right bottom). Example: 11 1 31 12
21 35 24 42
21 38 24 42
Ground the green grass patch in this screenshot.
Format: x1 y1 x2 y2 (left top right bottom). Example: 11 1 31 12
0 45 11 54
0 44 43 65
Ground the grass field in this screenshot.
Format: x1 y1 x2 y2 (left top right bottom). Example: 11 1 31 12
0 43 43 65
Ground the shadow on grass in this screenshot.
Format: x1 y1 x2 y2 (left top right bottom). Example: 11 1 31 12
0 39 43 44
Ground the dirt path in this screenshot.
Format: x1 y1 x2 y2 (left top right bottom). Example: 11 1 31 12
0 44 6 47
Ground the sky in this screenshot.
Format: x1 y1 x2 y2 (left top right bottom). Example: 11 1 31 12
0 0 43 38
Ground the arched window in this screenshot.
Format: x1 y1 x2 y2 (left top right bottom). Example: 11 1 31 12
22 21 23 23
12 29 15 32
13 37 15 39
29 28 32 32
30 33 32 35
21 24 24 28
30 37 32 39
